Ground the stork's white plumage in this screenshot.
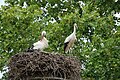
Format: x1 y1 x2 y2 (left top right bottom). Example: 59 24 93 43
33 31 48 51
26 31 48 52
64 23 77 53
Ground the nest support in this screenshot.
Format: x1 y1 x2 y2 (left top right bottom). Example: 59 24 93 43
8 50 81 80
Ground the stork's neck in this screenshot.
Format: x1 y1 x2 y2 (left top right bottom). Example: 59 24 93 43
40 36 44 41
73 25 76 34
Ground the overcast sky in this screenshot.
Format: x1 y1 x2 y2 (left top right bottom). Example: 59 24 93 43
0 0 5 6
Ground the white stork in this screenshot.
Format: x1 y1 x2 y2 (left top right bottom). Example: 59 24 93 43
27 31 48 52
64 23 77 53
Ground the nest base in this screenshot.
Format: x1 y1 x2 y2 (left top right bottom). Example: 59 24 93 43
8 50 81 80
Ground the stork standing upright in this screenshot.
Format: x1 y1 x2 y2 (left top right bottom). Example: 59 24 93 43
27 31 48 52
64 23 77 53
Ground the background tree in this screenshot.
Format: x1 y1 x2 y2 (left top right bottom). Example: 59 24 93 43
0 0 120 79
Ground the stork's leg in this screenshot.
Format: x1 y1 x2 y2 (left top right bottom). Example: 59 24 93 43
68 48 72 54
69 48 71 54
68 50 70 54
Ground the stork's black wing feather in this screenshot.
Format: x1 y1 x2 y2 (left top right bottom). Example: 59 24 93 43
25 45 34 52
64 42 69 53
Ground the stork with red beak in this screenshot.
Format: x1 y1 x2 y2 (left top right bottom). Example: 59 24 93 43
27 31 48 52
64 23 77 53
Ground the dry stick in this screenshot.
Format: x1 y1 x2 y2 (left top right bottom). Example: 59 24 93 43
30 77 70 80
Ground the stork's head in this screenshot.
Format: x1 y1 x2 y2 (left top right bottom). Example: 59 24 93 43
41 31 46 37
74 23 78 29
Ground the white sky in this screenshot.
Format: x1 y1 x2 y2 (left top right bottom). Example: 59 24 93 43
114 13 120 18
0 0 5 7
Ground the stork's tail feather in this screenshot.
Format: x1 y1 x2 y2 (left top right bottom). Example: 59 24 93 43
64 42 69 54
25 49 34 52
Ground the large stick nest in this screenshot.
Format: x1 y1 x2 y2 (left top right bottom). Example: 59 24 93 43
8 50 81 80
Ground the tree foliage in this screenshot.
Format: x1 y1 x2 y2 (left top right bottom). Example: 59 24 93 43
0 0 120 79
